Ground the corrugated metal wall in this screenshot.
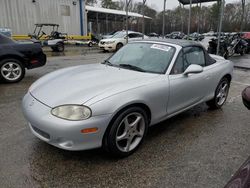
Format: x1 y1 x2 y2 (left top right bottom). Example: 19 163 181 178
0 0 82 35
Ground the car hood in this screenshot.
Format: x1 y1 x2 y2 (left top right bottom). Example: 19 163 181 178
100 38 121 42
102 35 113 39
29 64 159 107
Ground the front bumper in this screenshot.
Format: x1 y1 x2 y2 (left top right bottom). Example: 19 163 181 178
98 43 116 51
22 93 112 151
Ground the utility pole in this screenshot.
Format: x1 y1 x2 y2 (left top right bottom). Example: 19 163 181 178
197 2 202 33
142 0 147 39
216 0 225 55
179 2 184 33
240 0 246 32
162 0 166 37
188 0 192 37
126 0 132 43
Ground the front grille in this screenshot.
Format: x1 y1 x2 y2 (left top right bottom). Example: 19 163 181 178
31 125 50 140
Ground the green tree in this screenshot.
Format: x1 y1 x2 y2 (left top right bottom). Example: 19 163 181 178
86 0 97 6
101 0 120 10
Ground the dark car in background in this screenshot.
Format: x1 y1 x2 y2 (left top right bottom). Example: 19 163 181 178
242 86 250 110
224 87 250 188
148 32 160 38
166 31 185 39
0 28 12 37
185 32 205 41
0 34 46 83
224 157 250 188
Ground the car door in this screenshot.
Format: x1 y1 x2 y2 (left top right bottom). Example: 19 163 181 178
167 46 211 115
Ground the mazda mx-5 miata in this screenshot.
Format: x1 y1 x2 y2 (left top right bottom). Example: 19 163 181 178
22 39 233 157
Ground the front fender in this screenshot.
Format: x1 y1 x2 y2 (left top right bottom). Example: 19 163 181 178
87 78 170 126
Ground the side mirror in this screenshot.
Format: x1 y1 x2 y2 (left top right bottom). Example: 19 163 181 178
183 64 203 75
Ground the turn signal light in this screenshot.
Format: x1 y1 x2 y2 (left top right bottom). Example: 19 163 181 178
81 128 98 134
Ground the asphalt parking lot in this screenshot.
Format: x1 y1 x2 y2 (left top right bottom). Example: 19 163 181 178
0 48 250 188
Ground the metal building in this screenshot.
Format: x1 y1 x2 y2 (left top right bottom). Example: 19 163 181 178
0 0 150 37
0 0 87 35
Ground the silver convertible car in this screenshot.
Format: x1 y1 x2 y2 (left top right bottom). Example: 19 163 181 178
22 39 233 157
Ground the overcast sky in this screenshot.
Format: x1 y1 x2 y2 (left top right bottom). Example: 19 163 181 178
137 0 240 11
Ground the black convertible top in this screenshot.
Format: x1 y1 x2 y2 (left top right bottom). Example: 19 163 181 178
139 38 217 66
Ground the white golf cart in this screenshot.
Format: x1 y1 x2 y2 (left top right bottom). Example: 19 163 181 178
29 23 67 52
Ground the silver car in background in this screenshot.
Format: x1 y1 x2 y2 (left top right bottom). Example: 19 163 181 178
22 39 233 157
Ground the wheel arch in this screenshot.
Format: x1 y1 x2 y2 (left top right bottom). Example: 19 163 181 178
116 42 123 48
222 74 232 83
0 55 26 67
102 102 151 145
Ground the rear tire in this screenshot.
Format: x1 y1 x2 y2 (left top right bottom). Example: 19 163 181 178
88 42 93 47
52 42 64 52
206 77 230 109
103 107 148 157
0 58 25 83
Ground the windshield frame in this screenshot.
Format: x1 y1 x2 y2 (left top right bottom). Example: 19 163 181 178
103 41 177 74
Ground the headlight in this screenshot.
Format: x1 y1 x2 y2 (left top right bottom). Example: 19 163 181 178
51 105 92 121
106 41 115 44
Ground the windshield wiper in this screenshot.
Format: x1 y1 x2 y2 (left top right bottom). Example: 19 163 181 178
102 60 114 66
119 64 146 72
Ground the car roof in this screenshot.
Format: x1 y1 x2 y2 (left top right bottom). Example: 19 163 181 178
140 38 202 48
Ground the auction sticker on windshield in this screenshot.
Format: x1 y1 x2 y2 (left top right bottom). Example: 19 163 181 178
151 44 171 52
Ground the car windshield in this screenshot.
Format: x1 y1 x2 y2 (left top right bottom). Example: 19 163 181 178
111 32 126 39
106 42 175 74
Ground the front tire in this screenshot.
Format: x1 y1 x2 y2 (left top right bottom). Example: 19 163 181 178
116 43 123 51
0 59 25 83
103 107 148 157
206 77 230 109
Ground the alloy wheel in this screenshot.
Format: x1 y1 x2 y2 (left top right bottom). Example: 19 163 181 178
115 112 145 152
1 62 22 81
216 80 229 106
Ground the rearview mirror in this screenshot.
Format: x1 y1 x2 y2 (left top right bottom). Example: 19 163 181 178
183 64 203 75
